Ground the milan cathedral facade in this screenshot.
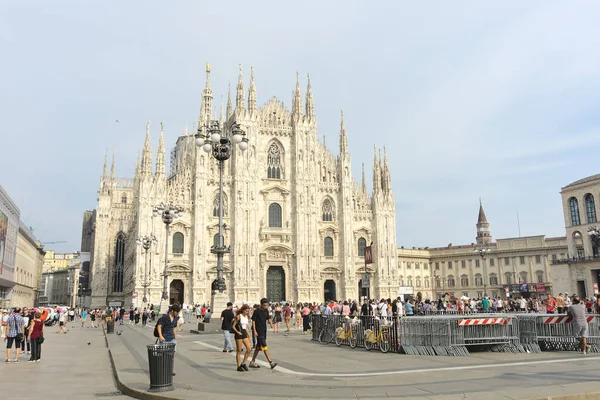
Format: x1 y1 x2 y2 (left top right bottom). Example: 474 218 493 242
88 65 397 308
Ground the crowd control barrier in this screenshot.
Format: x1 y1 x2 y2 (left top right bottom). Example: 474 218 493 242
311 313 599 356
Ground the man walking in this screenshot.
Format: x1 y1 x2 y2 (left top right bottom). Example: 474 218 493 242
567 296 589 355
249 298 277 369
220 302 234 353
4 307 25 363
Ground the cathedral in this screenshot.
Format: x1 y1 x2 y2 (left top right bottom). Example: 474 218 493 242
88 65 398 308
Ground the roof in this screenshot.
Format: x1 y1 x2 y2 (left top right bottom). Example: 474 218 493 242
477 201 488 225
563 173 600 189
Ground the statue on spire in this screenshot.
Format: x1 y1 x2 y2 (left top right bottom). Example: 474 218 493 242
305 73 314 119
292 71 302 117
248 66 257 112
236 63 245 111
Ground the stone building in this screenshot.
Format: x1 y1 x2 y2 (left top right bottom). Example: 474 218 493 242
397 202 568 300
551 174 600 297
13 222 45 307
87 65 397 308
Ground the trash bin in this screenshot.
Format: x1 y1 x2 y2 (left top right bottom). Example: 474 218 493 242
147 343 175 392
106 320 114 334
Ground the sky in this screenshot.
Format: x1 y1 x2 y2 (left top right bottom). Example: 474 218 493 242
2 1 600 253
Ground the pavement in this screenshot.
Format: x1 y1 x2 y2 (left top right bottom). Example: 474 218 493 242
106 320 600 400
0 320 129 400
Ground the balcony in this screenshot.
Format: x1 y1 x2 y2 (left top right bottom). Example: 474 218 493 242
551 255 600 265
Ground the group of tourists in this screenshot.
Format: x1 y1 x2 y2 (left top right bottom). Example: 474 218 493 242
1 307 45 363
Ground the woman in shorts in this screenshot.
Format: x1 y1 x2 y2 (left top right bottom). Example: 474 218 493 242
231 304 252 372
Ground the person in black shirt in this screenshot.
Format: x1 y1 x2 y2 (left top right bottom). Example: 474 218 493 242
249 298 277 369
220 302 234 353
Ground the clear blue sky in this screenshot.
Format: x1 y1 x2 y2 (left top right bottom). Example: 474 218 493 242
2 1 599 253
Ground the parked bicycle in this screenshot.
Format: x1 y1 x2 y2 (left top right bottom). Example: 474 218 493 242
364 322 391 353
335 318 360 348
318 315 336 344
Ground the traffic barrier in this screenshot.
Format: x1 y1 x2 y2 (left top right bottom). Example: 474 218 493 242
536 314 599 353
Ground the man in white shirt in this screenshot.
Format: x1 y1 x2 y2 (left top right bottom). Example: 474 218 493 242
519 297 527 312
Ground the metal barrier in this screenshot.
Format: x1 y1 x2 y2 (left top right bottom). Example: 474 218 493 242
535 314 599 353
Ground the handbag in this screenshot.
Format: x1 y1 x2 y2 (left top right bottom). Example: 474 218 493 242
15 333 23 342
39 336 45 344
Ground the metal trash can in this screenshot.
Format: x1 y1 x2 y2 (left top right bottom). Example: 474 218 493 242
106 320 114 334
147 343 175 392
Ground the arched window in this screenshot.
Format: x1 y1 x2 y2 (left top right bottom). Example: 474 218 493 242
447 275 456 288
475 274 483 286
357 237 366 256
399 276 404 287
424 277 430 288
407 276 413 287
569 197 581 226
585 194 597 223
213 192 228 217
267 143 282 179
415 277 421 288
324 237 334 257
489 274 498 286
519 271 527 283
268 203 282 228
172 232 184 254
536 270 544 283
113 233 125 293
460 275 469 287
322 199 334 222
504 272 512 285
121 193 127 204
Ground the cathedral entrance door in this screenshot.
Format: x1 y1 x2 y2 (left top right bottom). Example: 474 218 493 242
169 279 184 305
324 280 336 302
266 266 285 302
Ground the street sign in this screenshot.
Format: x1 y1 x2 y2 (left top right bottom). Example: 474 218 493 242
364 246 373 264
362 274 370 288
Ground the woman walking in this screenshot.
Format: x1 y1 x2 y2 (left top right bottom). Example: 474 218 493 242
301 303 311 335
231 305 252 372
134 308 140 325
142 308 148 327
28 311 44 362
272 303 282 333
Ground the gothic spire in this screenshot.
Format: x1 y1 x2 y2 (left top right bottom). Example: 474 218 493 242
248 66 257 113
226 82 233 119
361 163 367 196
373 145 381 193
219 96 224 129
382 145 392 191
102 149 108 179
200 63 213 125
155 122 165 176
292 71 302 117
236 63 245 111
141 121 153 177
339 110 348 155
305 73 314 119
110 150 115 182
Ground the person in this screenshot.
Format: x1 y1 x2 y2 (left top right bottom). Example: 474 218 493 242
546 295 557 314
249 298 277 369
301 303 311 335
231 304 252 372
28 311 44 362
21 308 31 356
567 296 589 355
556 293 565 314
157 304 180 345
220 302 234 353
90 310 97 328
4 307 25 363
57 311 67 334
405 300 414 316
283 303 292 333
272 303 282 333
81 308 87 328
142 308 149 327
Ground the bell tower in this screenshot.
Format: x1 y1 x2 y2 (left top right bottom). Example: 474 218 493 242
476 199 492 245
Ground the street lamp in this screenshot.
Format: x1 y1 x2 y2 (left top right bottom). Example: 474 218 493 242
195 120 248 311
474 246 491 297
152 204 184 307
136 234 157 304
587 227 600 258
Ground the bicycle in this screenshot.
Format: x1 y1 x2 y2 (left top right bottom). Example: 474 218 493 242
364 321 391 353
318 316 335 344
334 318 360 348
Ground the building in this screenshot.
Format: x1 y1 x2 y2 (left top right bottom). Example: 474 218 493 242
397 201 568 300
0 185 20 308
78 210 95 308
43 250 80 272
550 174 600 298
13 222 45 307
87 66 397 308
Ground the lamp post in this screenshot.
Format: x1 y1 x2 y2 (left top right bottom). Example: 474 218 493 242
474 246 491 297
587 227 600 258
152 204 184 310
195 120 248 312
136 234 157 304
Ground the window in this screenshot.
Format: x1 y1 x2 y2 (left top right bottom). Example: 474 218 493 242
519 272 527 283
424 277 430 288
551 254 557 262
407 276 413 286
504 272 512 285
113 233 125 293
519 256 525 265
415 277 421 288
461 260 466 268
535 255 541 264
435 277 442 288
460 275 469 287
121 193 127 204
475 274 483 286
268 203 282 228
569 197 581 226
415 262 420 269
322 199 334 222
172 232 184 254
407 262 412 269
584 193 597 223
489 275 498 285
448 261 453 269
504 257 510 266
489 258 495 266
357 237 366 256
435 262 440 270
477 292 483 299
447 276 456 288
213 192 228 217
399 276 404 286
475 259 480 267
324 237 334 257
425 263 429 270
267 143 282 179
536 271 544 283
